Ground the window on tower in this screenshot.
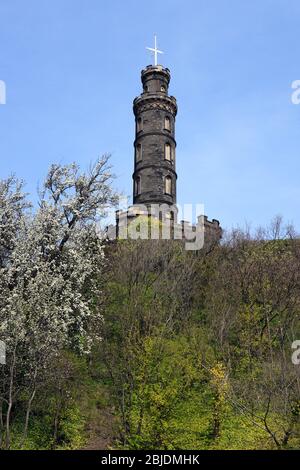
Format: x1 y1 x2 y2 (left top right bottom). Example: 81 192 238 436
164 116 171 131
165 143 171 161
135 176 141 196
165 176 172 195
137 117 143 132
136 144 142 162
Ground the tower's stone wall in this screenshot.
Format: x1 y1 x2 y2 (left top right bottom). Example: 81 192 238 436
132 65 177 212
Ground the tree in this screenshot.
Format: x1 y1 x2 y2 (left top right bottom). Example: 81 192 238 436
204 221 300 448
97 239 198 445
0 155 117 448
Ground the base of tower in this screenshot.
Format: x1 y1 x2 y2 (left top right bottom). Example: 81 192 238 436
104 205 222 251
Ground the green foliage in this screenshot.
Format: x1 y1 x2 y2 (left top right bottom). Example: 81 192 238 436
7 230 300 450
55 406 85 450
7 351 109 450
10 405 85 450
100 237 300 450
124 335 202 449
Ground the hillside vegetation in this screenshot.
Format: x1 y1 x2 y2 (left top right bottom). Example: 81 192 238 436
1 158 300 449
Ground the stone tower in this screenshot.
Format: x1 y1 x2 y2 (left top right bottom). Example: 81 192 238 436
132 65 178 220
112 43 222 246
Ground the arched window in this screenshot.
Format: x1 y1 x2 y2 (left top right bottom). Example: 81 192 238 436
164 116 171 131
165 176 172 195
161 84 166 92
165 143 171 161
135 176 141 196
136 143 142 162
137 117 143 132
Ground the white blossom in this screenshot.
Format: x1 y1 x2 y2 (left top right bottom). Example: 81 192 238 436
0 155 117 447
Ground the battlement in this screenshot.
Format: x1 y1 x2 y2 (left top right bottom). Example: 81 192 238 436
113 206 222 249
198 214 220 227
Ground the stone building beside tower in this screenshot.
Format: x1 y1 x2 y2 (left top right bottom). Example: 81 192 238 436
115 57 221 246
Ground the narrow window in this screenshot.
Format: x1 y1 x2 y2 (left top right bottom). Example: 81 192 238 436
164 116 171 131
137 117 143 132
161 84 166 92
136 143 142 162
165 143 171 161
135 176 141 196
165 176 172 195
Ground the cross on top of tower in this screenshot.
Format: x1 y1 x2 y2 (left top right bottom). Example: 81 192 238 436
146 35 163 66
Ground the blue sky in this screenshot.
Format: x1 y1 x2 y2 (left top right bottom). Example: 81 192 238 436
0 0 300 231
